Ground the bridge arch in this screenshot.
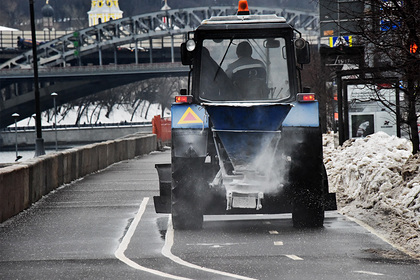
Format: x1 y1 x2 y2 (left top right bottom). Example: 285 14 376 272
0 6 318 69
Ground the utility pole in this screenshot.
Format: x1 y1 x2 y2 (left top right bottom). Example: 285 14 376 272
29 0 46 156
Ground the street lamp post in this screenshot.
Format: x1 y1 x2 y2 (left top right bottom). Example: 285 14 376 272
29 0 45 157
51 92 58 151
12 113 22 162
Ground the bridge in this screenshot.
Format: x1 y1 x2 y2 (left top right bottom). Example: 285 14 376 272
0 6 318 128
0 63 187 128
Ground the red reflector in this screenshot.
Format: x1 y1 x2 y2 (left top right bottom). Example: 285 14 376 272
297 93 316 102
175 95 193 103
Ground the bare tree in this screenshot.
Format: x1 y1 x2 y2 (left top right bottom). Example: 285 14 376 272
301 46 336 132
155 76 187 117
119 76 187 119
319 0 420 153
0 0 26 28
60 3 90 30
50 76 186 125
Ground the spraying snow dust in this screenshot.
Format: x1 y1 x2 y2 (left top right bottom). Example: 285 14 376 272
323 131 420 259
249 133 286 194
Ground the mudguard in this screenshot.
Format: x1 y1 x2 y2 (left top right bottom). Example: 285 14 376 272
283 101 319 127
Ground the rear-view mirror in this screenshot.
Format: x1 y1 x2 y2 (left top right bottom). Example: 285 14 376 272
295 38 310 64
264 39 280 48
181 42 194 65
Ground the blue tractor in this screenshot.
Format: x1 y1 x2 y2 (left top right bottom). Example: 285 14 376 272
154 1 336 229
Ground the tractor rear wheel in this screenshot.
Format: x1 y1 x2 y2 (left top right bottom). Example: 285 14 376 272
292 200 324 228
292 172 326 228
171 158 204 230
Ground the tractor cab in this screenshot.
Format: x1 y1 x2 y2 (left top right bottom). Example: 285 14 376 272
180 5 310 104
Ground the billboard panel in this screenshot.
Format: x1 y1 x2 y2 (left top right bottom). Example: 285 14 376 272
319 0 364 37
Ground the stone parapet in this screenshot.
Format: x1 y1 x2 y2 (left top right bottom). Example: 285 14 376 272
0 133 157 223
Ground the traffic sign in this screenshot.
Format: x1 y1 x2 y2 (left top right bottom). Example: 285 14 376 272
329 36 352 48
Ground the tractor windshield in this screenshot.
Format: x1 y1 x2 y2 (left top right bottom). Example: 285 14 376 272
199 37 291 102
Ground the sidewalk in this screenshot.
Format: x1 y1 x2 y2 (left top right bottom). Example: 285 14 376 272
0 150 170 279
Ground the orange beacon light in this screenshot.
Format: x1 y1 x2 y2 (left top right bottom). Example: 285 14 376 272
237 0 250 15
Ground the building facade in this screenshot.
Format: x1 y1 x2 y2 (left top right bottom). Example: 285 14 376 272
88 0 123 26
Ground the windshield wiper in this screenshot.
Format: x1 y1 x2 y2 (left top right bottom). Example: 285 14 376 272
213 38 234 81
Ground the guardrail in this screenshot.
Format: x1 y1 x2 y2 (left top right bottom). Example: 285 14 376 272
0 121 152 132
0 62 186 76
0 124 153 147
0 30 72 49
0 133 157 223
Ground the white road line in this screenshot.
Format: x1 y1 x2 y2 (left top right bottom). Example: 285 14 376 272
345 215 416 259
115 197 192 280
274 241 284 246
354 270 385 276
269 230 279 235
285 254 303 260
162 217 258 280
188 242 244 246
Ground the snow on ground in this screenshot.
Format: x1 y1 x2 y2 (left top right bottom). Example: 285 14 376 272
13 102 170 127
323 132 420 259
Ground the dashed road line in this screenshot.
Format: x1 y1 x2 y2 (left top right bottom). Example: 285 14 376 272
354 270 385 276
285 254 303 261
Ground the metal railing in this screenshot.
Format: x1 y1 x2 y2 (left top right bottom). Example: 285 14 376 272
1 121 153 132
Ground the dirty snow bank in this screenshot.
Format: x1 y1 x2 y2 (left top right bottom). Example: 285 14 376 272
323 131 420 259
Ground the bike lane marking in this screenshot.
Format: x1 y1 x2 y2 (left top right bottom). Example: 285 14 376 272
162 216 258 280
115 197 192 280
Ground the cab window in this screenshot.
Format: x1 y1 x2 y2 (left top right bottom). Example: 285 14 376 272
199 38 290 102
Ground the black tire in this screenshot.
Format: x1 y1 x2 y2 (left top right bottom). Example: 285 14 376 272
171 157 204 230
282 127 325 228
292 199 324 228
291 167 326 228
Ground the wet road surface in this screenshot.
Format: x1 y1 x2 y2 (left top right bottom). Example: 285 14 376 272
0 149 419 279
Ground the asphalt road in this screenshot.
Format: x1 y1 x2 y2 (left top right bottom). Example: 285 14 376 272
0 149 419 280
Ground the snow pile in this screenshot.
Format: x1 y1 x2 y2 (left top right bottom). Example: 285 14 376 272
323 132 420 259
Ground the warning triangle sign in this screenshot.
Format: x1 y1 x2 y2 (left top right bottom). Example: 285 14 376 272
178 107 203 124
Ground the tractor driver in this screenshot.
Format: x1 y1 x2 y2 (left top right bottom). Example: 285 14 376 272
226 41 268 99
